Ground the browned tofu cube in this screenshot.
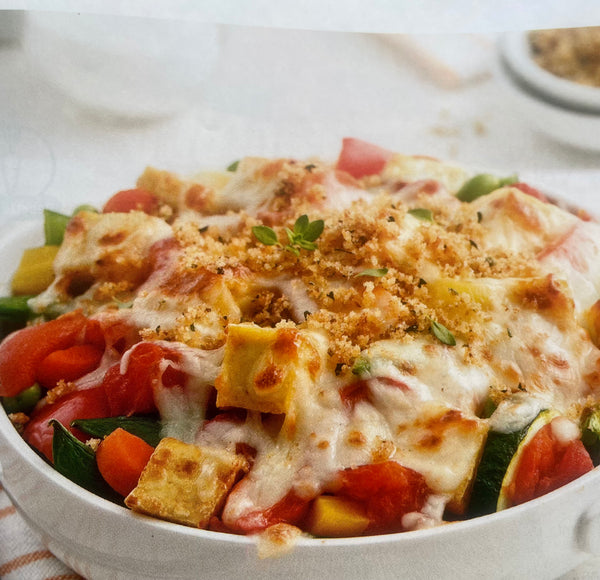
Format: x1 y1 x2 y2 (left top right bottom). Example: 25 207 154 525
215 324 325 415
125 437 248 528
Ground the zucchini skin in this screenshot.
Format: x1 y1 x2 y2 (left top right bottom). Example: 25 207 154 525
469 428 528 517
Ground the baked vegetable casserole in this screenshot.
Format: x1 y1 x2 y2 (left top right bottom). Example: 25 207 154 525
2 138 600 544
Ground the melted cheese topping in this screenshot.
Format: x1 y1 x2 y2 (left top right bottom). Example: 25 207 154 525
29 147 600 536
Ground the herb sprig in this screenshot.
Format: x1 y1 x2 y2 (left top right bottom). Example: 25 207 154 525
253 215 324 256
429 319 456 346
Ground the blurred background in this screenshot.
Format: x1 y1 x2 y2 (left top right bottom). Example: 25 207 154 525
1 9 600 222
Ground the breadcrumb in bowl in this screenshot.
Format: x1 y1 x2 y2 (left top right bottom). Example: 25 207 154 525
497 31 600 151
499 30 600 114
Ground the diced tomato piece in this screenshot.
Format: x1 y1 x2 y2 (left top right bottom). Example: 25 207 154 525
509 421 593 507
340 377 410 411
340 380 372 410
102 188 159 214
336 138 394 179
0 311 99 397
23 386 110 461
336 461 430 532
102 342 184 416
36 344 104 389
229 489 311 533
97 318 139 355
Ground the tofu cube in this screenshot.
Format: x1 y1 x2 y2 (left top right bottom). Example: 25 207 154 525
215 324 324 414
125 438 248 528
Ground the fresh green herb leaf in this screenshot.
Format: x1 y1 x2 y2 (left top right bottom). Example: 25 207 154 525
252 225 279 246
303 219 325 242
71 415 162 447
408 208 434 222
352 357 371 376
51 420 120 501
355 268 388 278
227 160 240 172
285 245 301 257
253 215 324 255
296 239 318 251
430 320 456 346
293 214 309 236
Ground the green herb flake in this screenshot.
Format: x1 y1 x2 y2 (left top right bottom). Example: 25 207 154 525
226 160 240 172
252 215 324 255
355 268 388 278
430 320 456 346
408 208 434 222
252 225 279 246
352 357 372 376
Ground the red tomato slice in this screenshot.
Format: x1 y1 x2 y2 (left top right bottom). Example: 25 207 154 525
336 461 430 532
509 421 593 507
23 386 110 462
229 489 311 533
102 188 159 214
0 311 99 397
339 380 372 410
102 342 184 416
336 138 394 179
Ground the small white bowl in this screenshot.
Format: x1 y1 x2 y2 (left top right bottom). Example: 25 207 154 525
500 32 600 114
497 32 600 151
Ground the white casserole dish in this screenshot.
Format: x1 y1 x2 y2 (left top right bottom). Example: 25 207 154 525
1 215 600 580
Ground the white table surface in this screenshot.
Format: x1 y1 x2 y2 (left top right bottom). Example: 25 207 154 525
2 10 600 580
1 13 600 224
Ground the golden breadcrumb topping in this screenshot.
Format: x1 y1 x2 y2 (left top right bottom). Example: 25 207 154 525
164 187 540 372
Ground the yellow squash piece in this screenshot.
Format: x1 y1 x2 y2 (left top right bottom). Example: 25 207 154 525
11 245 59 295
307 496 370 538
